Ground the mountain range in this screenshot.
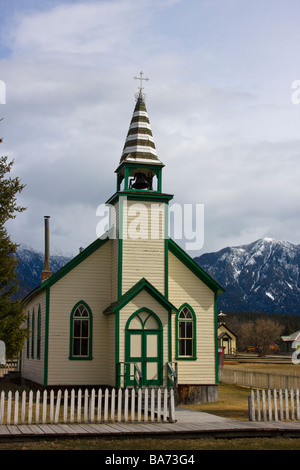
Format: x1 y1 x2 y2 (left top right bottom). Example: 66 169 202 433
13 238 300 315
195 238 300 315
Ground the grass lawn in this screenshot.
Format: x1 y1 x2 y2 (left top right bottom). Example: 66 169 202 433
180 383 250 420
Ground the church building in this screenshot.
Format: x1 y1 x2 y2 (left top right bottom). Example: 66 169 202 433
21 76 224 403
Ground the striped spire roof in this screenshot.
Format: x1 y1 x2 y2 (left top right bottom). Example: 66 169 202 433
120 92 163 165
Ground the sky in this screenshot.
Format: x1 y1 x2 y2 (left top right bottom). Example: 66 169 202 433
1 0 300 258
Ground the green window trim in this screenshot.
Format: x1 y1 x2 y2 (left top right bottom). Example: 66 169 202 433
31 308 35 359
26 311 30 359
175 303 197 361
37 305 41 360
69 300 93 361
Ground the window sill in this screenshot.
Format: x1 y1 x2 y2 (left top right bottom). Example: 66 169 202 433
68 356 93 361
175 356 197 361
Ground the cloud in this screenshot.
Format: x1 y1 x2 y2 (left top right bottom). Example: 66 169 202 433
1 0 300 258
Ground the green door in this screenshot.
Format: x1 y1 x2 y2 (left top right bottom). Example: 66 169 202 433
125 310 163 387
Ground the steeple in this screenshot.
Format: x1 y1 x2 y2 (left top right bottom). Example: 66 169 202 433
115 72 164 193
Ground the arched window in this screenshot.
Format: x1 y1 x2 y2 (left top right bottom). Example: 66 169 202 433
176 304 196 360
69 301 93 360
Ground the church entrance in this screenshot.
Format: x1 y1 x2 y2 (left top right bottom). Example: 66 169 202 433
125 309 163 387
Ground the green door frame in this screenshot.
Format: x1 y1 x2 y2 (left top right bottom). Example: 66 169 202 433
125 309 163 387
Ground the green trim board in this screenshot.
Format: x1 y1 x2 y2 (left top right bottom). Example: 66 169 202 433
168 239 225 295
44 286 50 386
103 277 177 316
214 293 219 384
106 191 173 207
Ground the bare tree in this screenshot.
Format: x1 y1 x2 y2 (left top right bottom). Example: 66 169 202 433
236 318 283 355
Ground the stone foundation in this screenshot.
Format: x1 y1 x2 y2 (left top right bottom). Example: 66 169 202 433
177 384 218 404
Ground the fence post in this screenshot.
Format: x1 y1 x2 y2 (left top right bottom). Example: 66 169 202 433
262 389 266 421
14 391 19 425
169 389 176 423
296 389 300 420
144 388 148 422
110 388 115 422
104 388 109 422
36 390 40 424
97 388 102 423
256 389 261 421
54 390 61 424
249 389 255 421
285 389 289 420
268 389 272 421
117 388 122 423
63 389 68 423
70 389 75 423
124 388 129 422
90 388 95 423
291 389 295 420
28 390 33 424
84 389 89 423
42 390 47 424
131 388 135 422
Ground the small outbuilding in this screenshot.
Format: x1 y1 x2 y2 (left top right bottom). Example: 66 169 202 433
281 330 300 354
218 322 237 357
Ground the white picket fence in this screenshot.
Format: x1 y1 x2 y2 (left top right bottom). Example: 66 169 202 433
248 388 300 422
0 387 176 426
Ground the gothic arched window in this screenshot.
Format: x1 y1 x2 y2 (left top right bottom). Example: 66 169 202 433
176 304 197 360
69 301 93 360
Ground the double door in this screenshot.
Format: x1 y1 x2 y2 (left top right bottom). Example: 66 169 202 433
125 328 162 387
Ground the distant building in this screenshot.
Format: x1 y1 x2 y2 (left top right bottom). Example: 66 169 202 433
281 330 300 353
218 322 237 357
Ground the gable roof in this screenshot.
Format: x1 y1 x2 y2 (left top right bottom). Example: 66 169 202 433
281 330 300 342
21 233 111 306
218 322 238 338
168 238 225 295
103 278 176 315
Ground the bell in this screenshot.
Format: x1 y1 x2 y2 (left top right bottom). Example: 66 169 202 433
130 172 149 189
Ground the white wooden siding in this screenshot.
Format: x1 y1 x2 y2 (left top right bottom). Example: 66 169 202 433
168 251 216 385
121 200 166 294
47 241 112 386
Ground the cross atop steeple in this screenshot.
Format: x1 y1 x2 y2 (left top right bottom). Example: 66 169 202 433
133 71 149 94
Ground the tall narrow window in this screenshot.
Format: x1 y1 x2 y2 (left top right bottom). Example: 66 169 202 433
176 305 196 360
31 308 35 359
37 305 41 359
27 312 30 359
69 301 93 360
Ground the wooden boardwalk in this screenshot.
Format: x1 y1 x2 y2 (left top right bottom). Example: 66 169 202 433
1 407 300 439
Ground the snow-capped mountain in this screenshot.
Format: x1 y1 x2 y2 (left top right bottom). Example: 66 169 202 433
195 238 300 315
14 245 71 299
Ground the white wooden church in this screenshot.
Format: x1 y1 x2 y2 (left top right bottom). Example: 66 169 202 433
21 77 224 404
